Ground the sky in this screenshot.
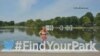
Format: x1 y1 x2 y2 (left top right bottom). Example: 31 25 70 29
0 0 100 22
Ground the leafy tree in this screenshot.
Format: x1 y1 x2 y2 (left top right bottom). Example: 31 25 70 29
70 16 79 26
82 16 91 26
16 22 26 26
0 21 3 26
26 19 34 27
34 19 44 28
95 13 100 26
84 12 94 26
51 19 58 26
9 21 14 26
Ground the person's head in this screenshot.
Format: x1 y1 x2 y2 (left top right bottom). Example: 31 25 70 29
41 26 46 31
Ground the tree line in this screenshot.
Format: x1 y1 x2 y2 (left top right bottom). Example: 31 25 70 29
0 12 100 27
0 21 14 26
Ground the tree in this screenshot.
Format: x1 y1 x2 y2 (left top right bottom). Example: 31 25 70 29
82 16 91 26
51 19 58 26
34 19 43 28
9 21 14 26
95 13 100 26
65 17 71 25
16 22 26 26
70 16 79 26
26 19 34 27
84 12 94 26
0 21 3 26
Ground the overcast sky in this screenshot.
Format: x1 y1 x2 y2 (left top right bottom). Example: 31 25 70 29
0 0 100 22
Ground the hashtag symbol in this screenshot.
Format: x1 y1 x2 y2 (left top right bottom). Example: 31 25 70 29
15 41 22 50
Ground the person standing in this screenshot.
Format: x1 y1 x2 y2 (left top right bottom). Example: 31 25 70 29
39 26 48 42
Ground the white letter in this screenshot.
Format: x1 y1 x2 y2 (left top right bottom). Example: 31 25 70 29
23 41 29 50
39 41 46 50
47 41 54 50
53 43 59 50
72 41 79 50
